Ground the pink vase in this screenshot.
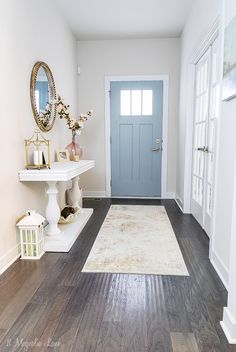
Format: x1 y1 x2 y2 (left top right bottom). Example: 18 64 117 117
66 134 83 161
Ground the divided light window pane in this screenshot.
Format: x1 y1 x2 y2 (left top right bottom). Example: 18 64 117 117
120 89 153 116
120 90 131 115
131 90 142 115
142 90 153 115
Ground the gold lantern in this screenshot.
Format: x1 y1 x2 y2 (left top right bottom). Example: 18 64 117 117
25 130 51 169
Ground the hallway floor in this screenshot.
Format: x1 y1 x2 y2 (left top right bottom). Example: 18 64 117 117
0 199 235 352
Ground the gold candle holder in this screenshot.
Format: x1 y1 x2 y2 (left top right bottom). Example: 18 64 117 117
25 130 50 169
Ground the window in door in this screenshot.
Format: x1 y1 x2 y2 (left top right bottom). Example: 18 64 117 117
120 89 153 116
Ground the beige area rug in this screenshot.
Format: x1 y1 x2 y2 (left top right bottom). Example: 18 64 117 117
82 205 189 276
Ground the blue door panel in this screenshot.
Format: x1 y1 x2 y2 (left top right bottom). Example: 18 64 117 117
140 124 153 181
111 81 163 197
119 124 133 180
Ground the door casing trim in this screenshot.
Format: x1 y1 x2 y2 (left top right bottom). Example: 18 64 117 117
104 74 169 198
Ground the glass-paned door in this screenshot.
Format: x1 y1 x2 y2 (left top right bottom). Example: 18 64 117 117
192 48 211 227
191 37 220 237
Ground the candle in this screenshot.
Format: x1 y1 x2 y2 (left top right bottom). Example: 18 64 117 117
34 151 39 165
34 151 43 166
38 151 43 165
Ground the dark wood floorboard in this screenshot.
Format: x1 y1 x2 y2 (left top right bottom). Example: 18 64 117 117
122 275 147 352
146 275 172 352
95 274 128 352
0 199 235 351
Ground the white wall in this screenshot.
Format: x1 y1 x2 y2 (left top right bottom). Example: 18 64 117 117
77 38 181 195
212 0 236 284
0 0 78 273
212 99 236 278
178 0 236 290
220 1 236 343
177 0 222 207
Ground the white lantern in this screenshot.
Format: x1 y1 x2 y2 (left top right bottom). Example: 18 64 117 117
16 210 45 260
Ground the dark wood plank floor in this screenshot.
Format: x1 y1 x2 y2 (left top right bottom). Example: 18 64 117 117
0 199 235 352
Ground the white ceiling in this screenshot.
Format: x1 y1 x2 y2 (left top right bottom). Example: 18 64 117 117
54 0 194 40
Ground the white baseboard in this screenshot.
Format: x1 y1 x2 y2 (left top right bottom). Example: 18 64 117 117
175 194 193 214
210 249 229 290
175 194 184 212
83 191 176 199
0 243 21 276
111 196 162 199
221 307 236 344
112 194 175 199
82 191 107 198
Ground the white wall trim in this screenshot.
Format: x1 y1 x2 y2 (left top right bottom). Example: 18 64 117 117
82 192 175 200
221 308 236 344
111 192 175 199
210 249 229 290
175 194 184 212
111 197 162 199
189 17 220 64
83 191 107 198
105 74 169 198
0 243 21 276
183 63 195 214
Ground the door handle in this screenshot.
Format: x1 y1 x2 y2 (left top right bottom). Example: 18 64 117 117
197 146 209 153
152 147 161 152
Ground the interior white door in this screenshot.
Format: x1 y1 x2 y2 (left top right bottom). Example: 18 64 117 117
191 37 220 237
192 48 211 227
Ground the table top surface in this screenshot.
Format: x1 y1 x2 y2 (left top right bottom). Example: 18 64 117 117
19 160 95 181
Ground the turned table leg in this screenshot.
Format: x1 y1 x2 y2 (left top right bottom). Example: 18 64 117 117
66 175 82 209
46 181 61 236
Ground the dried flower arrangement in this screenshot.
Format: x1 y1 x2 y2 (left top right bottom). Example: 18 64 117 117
56 95 92 137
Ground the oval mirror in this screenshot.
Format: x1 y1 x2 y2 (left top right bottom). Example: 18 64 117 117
30 62 57 132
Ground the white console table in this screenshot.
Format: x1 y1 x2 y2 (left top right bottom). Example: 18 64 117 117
18 160 94 252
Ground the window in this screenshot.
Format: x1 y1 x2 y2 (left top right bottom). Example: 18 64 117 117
131 90 142 115
120 90 131 115
142 90 153 115
120 89 153 116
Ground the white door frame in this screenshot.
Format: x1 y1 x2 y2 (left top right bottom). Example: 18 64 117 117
104 75 169 198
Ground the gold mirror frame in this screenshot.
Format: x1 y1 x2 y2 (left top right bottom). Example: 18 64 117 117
30 61 57 132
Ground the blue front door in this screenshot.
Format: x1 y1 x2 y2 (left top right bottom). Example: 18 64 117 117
110 81 163 197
